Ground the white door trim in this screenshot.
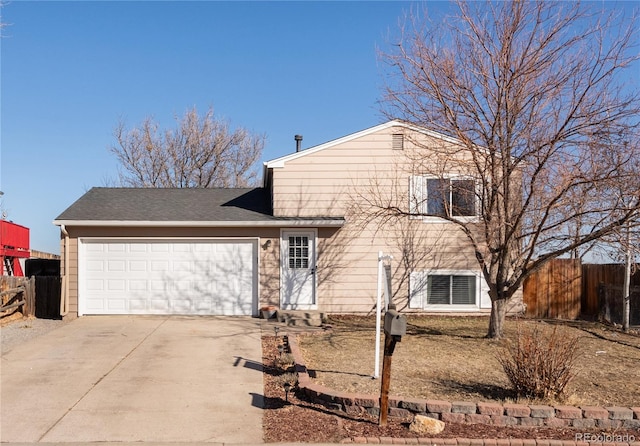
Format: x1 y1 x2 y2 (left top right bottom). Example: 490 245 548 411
279 229 317 310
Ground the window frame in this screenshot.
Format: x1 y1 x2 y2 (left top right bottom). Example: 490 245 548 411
410 174 479 222
288 235 310 270
410 270 482 311
427 274 476 306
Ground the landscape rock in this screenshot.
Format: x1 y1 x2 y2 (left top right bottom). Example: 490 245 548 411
409 414 445 435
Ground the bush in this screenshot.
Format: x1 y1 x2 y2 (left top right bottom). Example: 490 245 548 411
274 352 295 370
497 323 580 400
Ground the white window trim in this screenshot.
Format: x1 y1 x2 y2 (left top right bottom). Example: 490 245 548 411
409 174 480 223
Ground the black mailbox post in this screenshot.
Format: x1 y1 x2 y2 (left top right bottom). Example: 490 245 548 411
379 309 407 426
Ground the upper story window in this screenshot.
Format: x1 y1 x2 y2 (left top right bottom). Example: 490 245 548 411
410 176 477 219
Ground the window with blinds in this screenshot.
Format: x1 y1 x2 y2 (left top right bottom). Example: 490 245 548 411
427 274 476 305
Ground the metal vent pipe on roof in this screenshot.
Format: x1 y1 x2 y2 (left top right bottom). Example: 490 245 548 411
294 134 303 152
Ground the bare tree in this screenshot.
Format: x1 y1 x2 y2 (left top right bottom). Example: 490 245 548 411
592 142 640 332
620 220 640 332
110 107 265 188
374 1 640 338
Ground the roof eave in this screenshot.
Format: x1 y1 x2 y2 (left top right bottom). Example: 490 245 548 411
53 219 345 228
263 119 469 169
264 120 404 168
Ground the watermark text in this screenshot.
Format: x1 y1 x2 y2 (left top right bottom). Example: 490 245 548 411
575 433 635 443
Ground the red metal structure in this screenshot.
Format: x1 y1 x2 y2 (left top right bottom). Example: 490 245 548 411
0 220 30 276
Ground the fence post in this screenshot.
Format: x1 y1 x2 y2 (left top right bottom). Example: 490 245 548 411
20 276 36 317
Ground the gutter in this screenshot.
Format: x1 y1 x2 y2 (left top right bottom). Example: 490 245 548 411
52 219 346 228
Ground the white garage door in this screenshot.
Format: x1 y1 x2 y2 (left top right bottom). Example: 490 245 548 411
80 239 258 316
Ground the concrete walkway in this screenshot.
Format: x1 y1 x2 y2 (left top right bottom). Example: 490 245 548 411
0 316 264 443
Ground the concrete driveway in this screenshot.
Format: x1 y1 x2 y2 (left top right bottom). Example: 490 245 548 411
0 316 264 443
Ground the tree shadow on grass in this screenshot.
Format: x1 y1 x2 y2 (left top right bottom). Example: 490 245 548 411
433 379 515 401
543 319 640 350
405 323 484 339
307 368 373 379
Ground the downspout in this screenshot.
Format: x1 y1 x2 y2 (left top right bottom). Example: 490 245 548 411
59 224 70 316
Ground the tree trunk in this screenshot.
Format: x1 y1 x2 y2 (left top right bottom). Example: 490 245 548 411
623 240 631 333
487 299 507 339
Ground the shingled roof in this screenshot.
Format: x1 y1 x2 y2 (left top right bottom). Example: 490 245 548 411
54 187 344 227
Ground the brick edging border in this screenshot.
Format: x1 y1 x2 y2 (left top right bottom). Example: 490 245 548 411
287 334 640 431
339 438 640 445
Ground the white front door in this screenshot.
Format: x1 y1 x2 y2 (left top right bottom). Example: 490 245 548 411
281 231 316 309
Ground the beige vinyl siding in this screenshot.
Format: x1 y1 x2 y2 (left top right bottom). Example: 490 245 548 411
271 126 469 218
272 125 491 314
69 238 79 315
57 124 508 317
61 237 79 316
62 226 281 318
272 128 407 218
315 222 482 313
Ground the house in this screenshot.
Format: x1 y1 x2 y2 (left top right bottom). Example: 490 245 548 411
54 120 515 318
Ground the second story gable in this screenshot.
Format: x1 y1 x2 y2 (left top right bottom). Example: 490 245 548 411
263 120 482 221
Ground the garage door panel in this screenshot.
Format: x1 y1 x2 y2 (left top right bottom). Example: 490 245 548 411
108 243 126 252
150 298 170 312
86 296 107 310
129 243 148 253
173 243 191 253
108 261 125 272
81 239 257 316
151 243 170 253
194 243 213 253
86 244 105 253
87 260 104 272
193 261 212 275
107 280 125 291
87 279 104 291
151 261 169 272
107 298 126 311
129 280 147 291
129 298 147 312
129 261 147 272
173 261 192 273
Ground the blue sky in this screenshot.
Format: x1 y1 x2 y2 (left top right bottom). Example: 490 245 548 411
1 1 637 255
2 0 434 253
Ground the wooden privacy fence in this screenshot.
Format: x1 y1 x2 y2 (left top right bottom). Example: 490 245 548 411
523 260 640 320
1 276 35 318
582 263 640 316
598 283 640 326
523 259 582 319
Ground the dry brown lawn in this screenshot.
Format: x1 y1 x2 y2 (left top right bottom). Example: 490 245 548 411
298 315 640 407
